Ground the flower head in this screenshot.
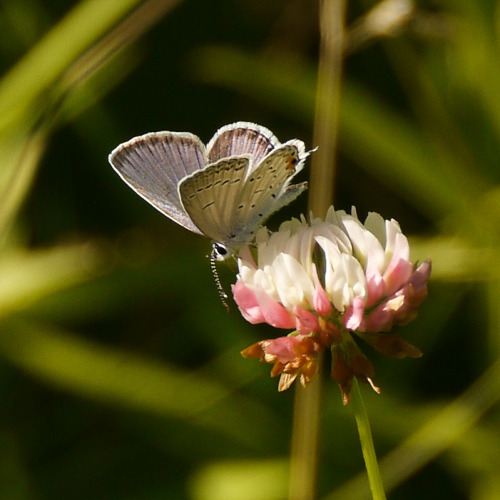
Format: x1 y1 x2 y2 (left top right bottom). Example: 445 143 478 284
233 207 431 402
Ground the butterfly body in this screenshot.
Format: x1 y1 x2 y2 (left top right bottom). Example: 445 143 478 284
109 122 311 259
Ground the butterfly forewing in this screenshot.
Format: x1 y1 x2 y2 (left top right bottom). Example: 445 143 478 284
179 156 250 243
109 131 207 234
207 122 279 168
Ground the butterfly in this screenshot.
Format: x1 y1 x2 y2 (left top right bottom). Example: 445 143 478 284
109 121 311 260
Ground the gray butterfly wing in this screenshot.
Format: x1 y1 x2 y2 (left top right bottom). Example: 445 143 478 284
206 122 279 167
178 156 250 243
109 131 206 234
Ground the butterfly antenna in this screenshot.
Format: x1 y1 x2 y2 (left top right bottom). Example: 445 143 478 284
210 253 230 312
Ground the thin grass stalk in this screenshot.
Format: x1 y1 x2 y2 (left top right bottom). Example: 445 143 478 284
288 1 346 499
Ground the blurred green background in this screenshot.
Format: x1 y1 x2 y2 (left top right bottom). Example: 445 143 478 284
0 0 499 499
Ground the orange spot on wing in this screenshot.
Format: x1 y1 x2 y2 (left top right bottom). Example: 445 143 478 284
286 156 298 170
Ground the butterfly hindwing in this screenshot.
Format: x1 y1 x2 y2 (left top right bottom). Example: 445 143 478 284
178 156 250 243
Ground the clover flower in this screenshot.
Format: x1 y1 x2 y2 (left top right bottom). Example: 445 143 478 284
233 207 431 402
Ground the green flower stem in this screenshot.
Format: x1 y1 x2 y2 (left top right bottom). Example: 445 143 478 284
351 378 387 500
289 374 322 500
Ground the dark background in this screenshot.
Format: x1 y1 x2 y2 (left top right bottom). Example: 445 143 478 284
0 0 498 499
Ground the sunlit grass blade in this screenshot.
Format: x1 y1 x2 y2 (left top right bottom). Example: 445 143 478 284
409 236 500 282
190 459 289 500
0 317 279 447
0 242 105 317
0 126 48 245
0 0 143 132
